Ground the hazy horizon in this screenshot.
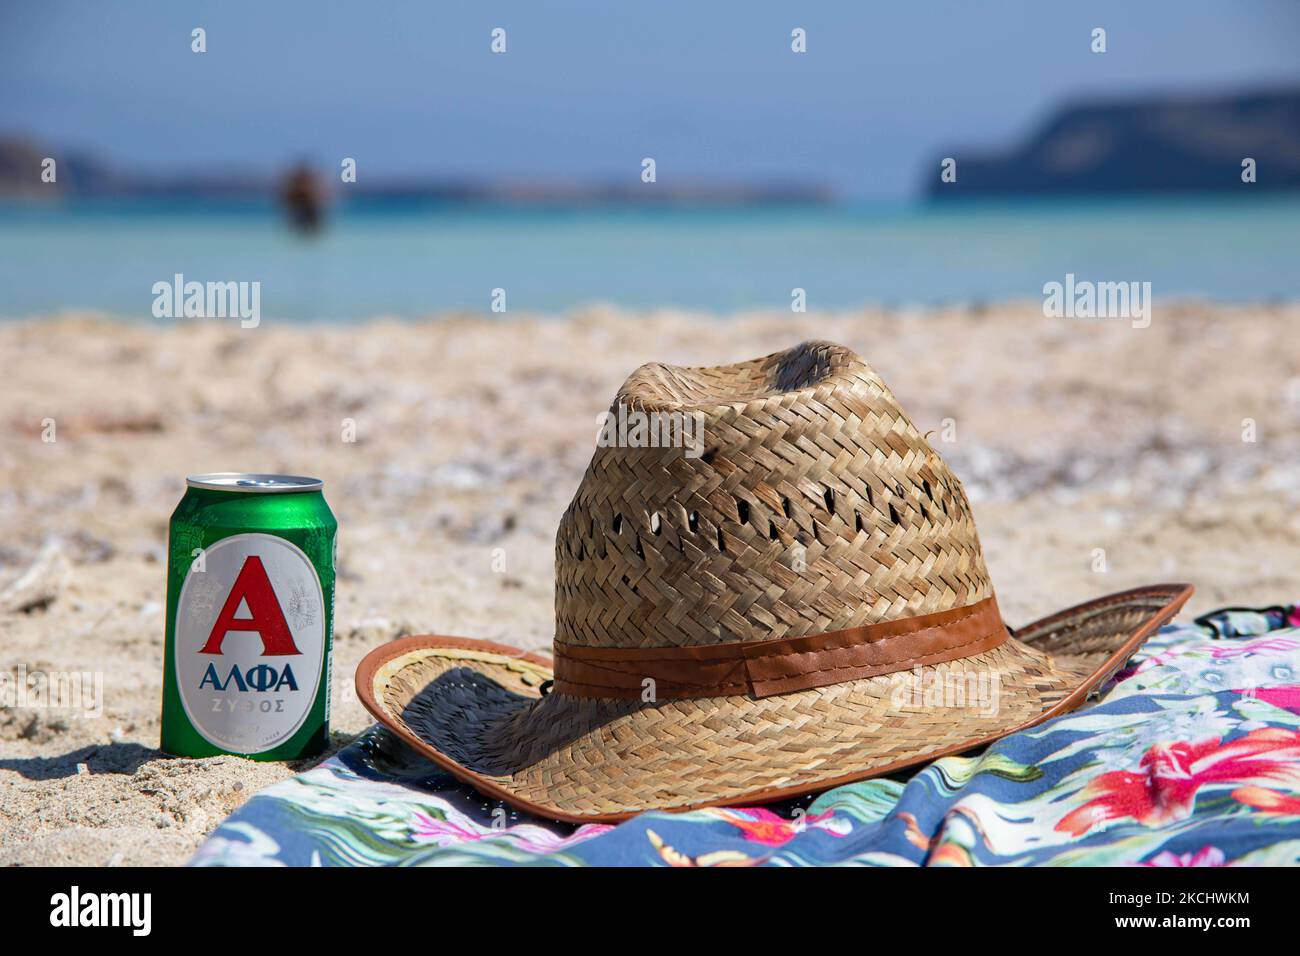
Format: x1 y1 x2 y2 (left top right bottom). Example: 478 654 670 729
3 0 1299 200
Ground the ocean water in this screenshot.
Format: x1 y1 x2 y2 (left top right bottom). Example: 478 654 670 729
1 194 1297 319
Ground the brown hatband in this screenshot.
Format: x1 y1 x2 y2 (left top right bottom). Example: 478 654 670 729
552 595 1007 699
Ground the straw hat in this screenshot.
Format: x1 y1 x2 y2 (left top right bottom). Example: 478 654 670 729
356 341 1191 822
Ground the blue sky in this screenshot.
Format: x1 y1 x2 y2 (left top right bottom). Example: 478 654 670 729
3 0 1298 199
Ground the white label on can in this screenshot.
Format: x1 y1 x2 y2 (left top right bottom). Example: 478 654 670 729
175 533 325 754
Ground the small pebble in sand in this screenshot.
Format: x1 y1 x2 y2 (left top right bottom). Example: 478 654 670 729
0 539 71 614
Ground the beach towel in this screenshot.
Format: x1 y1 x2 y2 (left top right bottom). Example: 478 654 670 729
191 603 1300 866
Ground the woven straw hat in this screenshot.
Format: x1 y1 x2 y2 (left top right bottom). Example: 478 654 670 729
357 341 1191 822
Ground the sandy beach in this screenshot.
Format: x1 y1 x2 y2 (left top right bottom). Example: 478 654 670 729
2 301 1299 865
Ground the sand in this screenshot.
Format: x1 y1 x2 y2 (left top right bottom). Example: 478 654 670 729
2 301 1299 865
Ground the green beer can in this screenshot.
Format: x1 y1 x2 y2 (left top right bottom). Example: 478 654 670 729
161 473 336 760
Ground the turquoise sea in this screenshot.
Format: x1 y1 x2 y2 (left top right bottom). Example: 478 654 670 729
1 194 1297 319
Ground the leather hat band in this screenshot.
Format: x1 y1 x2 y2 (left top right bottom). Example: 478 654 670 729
552 595 1008 700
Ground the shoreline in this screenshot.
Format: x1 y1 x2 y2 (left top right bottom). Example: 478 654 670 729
3 293 1298 327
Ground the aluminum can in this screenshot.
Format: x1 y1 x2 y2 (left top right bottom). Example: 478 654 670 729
161 473 336 759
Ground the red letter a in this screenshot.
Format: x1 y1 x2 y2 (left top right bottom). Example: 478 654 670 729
199 555 302 656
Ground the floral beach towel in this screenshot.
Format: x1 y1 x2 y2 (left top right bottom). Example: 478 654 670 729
191 605 1300 866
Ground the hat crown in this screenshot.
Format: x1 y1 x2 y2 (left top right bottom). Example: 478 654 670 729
554 341 992 650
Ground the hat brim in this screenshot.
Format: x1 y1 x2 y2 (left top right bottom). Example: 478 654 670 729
355 584 1191 823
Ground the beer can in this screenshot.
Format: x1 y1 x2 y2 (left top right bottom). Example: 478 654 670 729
161 473 336 760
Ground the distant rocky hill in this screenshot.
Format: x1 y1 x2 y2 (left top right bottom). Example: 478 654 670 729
0 139 129 197
927 88 1300 198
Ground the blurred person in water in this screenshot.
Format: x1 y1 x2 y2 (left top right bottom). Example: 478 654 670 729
279 162 326 234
